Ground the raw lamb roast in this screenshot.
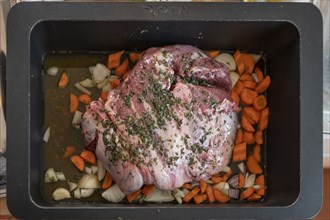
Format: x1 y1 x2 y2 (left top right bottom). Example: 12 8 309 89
82 45 238 194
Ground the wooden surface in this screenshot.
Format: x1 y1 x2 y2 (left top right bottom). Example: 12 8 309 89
0 169 329 219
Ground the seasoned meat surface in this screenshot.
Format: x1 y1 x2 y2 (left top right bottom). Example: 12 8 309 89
82 45 238 194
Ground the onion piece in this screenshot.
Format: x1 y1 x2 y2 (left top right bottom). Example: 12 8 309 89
102 184 126 203
251 73 259 83
144 188 174 203
89 66 95 75
102 82 111 92
230 71 240 88
73 188 81 199
46 66 59 76
244 174 256 188
182 188 190 196
85 166 92 175
215 53 236 70
253 184 261 190
78 174 100 189
96 78 109 89
52 188 71 201
44 168 58 183
97 159 106 181
67 182 78 191
80 188 95 198
43 126 51 143
91 166 98 175
251 54 261 63
80 78 94 88
213 182 230 196
92 63 110 84
228 188 240 199
220 166 231 173
55 171 66 181
237 162 246 174
227 175 239 189
72 111 83 127
75 83 92 96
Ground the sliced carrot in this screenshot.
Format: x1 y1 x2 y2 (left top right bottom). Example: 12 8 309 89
253 144 261 163
207 50 220 58
115 58 129 76
102 172 113 189
238 173 245 189
129 52 141 63
258 107 269 131
181 183 193 190
246 155 262 174
255 175 265 196
206 185 215 203
233 50 245 75
70 155 84 171
241 54 255 74
142 184 155 196
255 75 271 94
247 193 261 202
200 180 207 193
62 146 75 159
243 131 255 144
194 193 207 204
255 131 263 145
233 142 247 162
110 79 121 89
210 176 223 184
255 67 264 82
80 150 96 165
242 116 255 132
243 81 257 90
243 107 260 124
253 95 267 111
240 73 253 81
230 90 240 106
107 50 124 69
183 187 200 203
78 94 92 105
213 188 230 203
58 71 69 89
127 189 141 203
233 80 244 95
241 88 258 105
222 170 233 182
235 129 243 144
69 93 79 113
100 91 109 102
240 187 254 200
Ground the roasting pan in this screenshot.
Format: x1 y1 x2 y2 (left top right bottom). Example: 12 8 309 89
6 2 323 219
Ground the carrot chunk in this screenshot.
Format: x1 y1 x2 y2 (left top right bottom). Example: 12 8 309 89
243 107 260 124
194 193 207 204
230 90 240 106
246 155 262 174
242 115 255 132
78 94 92 105
63 146 75 159
129 52 141 63
233 80 244 95
107 50 124 69
210 176 223 184
255 75 271 94
110 79 121 89
247 193 261 202
243 80 257 90
255 67 264 82
253 95 267 111
241 88 258 105
183 187 200 203
235 129 243 144
70 155 84 171
127 189 141 203
206 185 215 203
241 54 255 74
207 50 220 58
232 142 247 162
69 93 79 113
255 175 265 196
102 172 114 189
238 173 245 189
142 185 155 196
213 189 230 203
100 91 109 102
115 58 129 76
80 150 96 165
58 71 69 89
253 144 261 163
240 187 254 200
240 73 253 81
258 107 269 131
243 131 255 144
200 180 207 193
181 183 193 190
255 131 263 145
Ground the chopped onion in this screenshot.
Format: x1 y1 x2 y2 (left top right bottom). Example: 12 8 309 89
228 188 240 199
92 63 110 84
44 168 58 183
96 78 109 89
80 78 94 88
78 174 100 189
97 159 106 181
102 184 126 203
205 180 214 184
85 166 92 175
75 83 92 96
73 188 81 199
55 171 66 181
215 53 236 70
227 175 239 188
67 182 78 191
220 166 231 173
43 126 51 143
251 54 261 63
237 162 246 174
46 66 59 76
182 188 190 196
91 166 98 175
80 188 95 198
52 188 71 201
109 75 118 81
253 184 261 190
172 188 185 198
213 182 229 196
72 111 83 127
251 73 259 83
230 71 240 87
89 66 95 75
244 174 256 188
102 82 111 92
144 188 174 203
174 195 182 204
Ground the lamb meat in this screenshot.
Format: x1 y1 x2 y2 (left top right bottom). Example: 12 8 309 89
82 45 238 194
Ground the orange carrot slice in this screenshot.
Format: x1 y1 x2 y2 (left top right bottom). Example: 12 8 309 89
233 80 244 95
107 50 124 69
222 170 233 182
246 155 262 174
253 95 267 111
253 144 261 163
238 173 245 189
213 189 230 203
70 155 84 171
115 58 129 76
230 90 240 106
181 183 193 190
80 150 96 165
255 75 271 94
63 146 75 159
129 52 141 63
127 189 141 203
210 176 223 184
142 184 155 196
240 73 253 81
243 107 260 124
207 50 220 58
255 175 265 196
241 54 255 74
100 91 109 102
69 93 79 113
206 185 215 203
183 187 200 203
78 94 92 105
194 194 207 204
110 79 121 89
255 131 263 145
102 172 113 189
58 71 69 89
235 129 243 144
242 115 255 132
200 180 207 194
255 67 264 82
258 107 269 131
247 193 262 201
240 187 254 200
233 142 247 162
241 88 258 105
243 80 257 90
243 131 255 145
